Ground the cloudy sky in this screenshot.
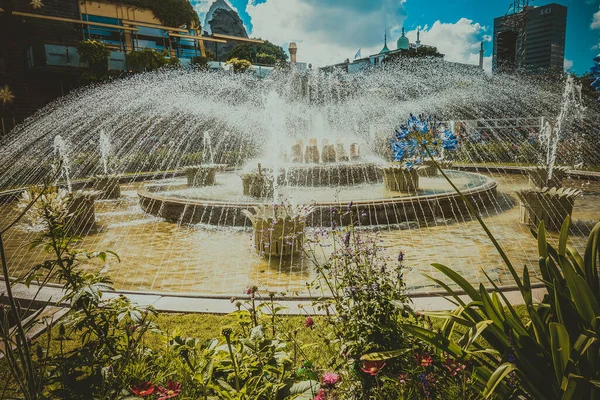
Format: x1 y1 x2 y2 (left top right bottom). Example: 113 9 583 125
191 0 600 74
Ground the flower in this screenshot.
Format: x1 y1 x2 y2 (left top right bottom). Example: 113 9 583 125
418 354 433 367
361 360 386 376
157 381 181 399
30 0 44 8
313 390 326 400
321 372 341 386
343 231 351 247
130 382 155 397
304 317 314 328
397 251 404 262
443 358 466 376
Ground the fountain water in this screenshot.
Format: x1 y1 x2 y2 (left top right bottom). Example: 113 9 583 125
539 76 586 183
100 130 111 175
0 59 598 296
53 135 72 192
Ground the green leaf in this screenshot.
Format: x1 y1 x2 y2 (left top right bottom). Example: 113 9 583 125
549 322 571 385
561 374 588 400
401 324 465 358
483 362 517 399
361 349 409 361
431 263 481 301
538 221 548 258
558 216 571 257
287 380 319 396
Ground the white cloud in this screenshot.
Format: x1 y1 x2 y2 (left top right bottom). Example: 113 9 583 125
246 0 407 67
564 58 573 71
592 9 600 30
406 18 492 71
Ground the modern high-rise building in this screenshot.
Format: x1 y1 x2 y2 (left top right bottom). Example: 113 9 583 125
493 3 567 74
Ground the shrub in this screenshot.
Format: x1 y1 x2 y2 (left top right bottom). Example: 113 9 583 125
256 52 277 66
77 40 110 82
126 49 179 71
226 58 252 73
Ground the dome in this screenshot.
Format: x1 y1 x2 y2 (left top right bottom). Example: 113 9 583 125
397 27 409 50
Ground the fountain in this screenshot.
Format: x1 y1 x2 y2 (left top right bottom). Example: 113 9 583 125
0 59 597 297
242 204 312 257
518 76 586 230
185 131 226 187
53 135 97 233
92 130 121 199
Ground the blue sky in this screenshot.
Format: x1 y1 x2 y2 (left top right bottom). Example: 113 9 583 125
192 0 600 74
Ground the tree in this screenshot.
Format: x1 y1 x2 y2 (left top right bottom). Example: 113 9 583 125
383 46 444 63
226 40 288 65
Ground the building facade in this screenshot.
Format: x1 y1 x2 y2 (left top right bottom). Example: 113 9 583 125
493 3 567 74
0 0 258 134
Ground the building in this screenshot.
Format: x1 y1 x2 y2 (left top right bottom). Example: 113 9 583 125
492 3 567 74
0 0 260 134
321 27 467 74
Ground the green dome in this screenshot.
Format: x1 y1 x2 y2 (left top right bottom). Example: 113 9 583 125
397 27 409 50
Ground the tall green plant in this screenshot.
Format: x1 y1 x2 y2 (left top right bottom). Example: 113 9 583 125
401 218 600 399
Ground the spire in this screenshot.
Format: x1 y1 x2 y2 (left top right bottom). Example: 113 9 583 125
479 41 484 69
416 28 421 48
380 29 390 54
401 26 405 37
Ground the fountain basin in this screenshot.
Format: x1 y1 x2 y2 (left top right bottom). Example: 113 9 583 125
516 187 581 231
138 170 497 227
92 175 121 199
275 162 382 187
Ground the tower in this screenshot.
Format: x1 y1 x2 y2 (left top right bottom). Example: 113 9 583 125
415 28 421 49
288 42 297 64
479 41 484 69
380 30 390 54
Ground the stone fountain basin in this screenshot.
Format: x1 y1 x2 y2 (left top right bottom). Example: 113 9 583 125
138 170 497 227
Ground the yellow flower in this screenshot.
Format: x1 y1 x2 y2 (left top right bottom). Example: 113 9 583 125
0 85 15 105
30 0 44 9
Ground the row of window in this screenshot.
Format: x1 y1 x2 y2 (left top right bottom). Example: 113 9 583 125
80 14 204 60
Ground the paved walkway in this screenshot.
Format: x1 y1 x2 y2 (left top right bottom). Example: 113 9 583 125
2 277 545 315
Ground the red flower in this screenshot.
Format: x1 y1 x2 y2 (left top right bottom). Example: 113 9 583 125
321 372 341 386
304 317 314 328
418 354 433 367
361 360 386 376
130 382 155 397
157 380 181 399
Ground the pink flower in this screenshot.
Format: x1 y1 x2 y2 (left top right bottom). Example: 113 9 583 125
361 360 386 376
321 372 341 386
304 317 314 328
313 390 326 400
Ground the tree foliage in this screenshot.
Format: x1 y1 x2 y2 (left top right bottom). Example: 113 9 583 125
227 40 288 66
126 49 179 72
101 0 199 28
384 46 444 63
77 40 110 82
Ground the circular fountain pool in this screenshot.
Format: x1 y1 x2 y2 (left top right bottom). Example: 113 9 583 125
138 169 497 226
